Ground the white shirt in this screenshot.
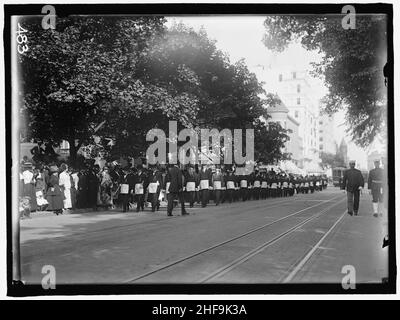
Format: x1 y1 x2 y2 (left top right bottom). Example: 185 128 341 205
59 171 72 189
22 170 34 184
72 173 79 189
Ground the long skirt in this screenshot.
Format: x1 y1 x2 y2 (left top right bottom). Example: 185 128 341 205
23 183 37 211
63 188 72 209
46 186 64 211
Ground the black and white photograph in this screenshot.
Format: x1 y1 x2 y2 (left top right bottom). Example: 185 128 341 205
2 2 396 297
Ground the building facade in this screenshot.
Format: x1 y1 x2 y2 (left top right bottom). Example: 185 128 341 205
266 100 302 166
318 111 337 155
276 70 320 169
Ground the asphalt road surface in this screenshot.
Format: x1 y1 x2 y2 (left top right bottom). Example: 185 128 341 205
20 187 388 285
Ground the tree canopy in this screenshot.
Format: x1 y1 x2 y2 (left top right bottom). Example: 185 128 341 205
19 17 290 165
262 14 387 148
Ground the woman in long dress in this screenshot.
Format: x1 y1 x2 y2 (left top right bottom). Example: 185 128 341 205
98 166 113 209
46 166 64 215
21 162 38 212
59 163 72 212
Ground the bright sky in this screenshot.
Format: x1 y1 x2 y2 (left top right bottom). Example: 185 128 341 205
167 16 369 169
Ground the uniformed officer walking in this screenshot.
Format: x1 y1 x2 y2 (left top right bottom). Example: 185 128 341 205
368 159 384 217
342 160 365 216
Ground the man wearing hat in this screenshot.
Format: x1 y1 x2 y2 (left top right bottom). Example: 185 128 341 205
165 164 188 216
342 160 365 216
184 164 198 208
368 159 385 217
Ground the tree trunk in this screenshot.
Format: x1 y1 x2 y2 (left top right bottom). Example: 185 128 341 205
68 138 77 166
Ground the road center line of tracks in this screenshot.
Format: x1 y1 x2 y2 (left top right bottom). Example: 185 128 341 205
199 199 345 283
282 209 348 283
124 195 342 283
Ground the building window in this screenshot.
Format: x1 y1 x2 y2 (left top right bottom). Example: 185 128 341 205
297 84 301 93
295 111 299 118
319 120 323 125
319 137 323 142
292 72 296 79
279 74 283 82
297 98 301 105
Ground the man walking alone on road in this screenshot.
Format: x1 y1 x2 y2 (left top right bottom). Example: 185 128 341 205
341 160 365 216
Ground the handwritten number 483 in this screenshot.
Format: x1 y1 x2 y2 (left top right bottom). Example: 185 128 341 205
16 23 28 54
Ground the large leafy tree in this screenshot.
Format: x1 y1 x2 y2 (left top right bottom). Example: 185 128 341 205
20 17 290 165
19 16 199 162
320 151 345 169
262 14 387 147
143 23 290 164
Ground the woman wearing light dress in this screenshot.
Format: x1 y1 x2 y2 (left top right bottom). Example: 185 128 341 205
59 163 72 213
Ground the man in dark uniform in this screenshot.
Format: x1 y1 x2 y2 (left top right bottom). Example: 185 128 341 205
368 160 384 217
134 165 147 212
184 164 198 208
252 169 261 200
239 173 249 201
198 165 212 208
147 165 163 212
119 167 134 212
166 164 188 216
225 169 236 203
212 166 224 206
342 160 365 216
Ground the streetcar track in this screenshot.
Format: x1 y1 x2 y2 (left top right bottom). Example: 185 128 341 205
21 197 290 246
124 195 342 283
281 209 347 283
21 197 306 264
199 199 345 283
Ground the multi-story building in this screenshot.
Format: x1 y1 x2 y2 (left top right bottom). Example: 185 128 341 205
318 111 337 155
276 70 320 170
266 100 302 166
337 138 349 165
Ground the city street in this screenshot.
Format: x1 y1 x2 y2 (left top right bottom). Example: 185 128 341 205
20 187 387 284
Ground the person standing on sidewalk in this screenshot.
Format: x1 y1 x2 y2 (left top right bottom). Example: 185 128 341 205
341 160 365 216
368 159 384 218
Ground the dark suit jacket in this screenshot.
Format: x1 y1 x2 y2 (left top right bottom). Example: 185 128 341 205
342 168 364 192
167 166 183 193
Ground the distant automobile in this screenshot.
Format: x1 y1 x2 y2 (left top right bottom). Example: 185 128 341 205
332 167 347 187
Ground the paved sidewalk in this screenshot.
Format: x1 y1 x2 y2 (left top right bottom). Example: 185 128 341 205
291 192 389 283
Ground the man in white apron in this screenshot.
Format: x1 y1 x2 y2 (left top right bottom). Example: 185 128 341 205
239 174 249 202
252 170 261 200
225 169 236 203
147 165 162 212
184 165 198 208
134 166 147 212
198 165 211 208
261 172 268 199
212 167 224 206
119 168 133 212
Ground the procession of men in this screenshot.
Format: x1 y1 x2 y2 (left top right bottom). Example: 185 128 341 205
20 156 330 218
